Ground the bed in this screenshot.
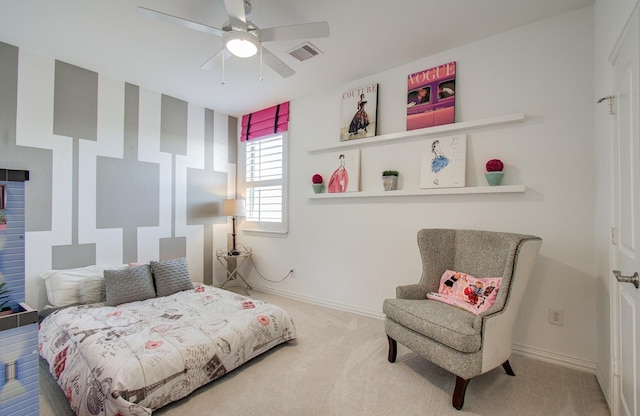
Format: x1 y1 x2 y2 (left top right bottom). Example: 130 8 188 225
38 259 296 416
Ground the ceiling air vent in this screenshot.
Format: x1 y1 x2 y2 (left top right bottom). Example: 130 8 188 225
288 42 323 62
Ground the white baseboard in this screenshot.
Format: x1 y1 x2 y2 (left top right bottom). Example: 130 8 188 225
512 343 597 374
250 284 385 319
251 284 599 376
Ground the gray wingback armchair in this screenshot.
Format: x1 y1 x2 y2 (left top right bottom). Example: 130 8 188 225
383 229 542 410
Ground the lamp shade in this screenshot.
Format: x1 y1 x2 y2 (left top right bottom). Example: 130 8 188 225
222 199 246 217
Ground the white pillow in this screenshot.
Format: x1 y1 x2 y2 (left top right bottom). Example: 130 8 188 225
78 276 106 304
41 264 128 307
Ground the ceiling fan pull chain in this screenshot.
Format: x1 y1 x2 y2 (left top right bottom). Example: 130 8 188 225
259 45 264 82
221 53 226 85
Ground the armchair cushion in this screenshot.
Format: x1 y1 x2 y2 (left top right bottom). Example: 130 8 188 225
383 298 481 353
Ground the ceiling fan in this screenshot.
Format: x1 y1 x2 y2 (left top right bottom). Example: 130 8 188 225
137 0 330 78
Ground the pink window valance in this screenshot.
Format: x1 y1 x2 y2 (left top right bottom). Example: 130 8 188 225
241 101 289 142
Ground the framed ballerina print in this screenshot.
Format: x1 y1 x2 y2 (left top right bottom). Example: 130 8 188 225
340 83 378 142
419 135 466 189
326 149 360 193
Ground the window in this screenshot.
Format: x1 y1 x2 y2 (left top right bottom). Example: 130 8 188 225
242 133 288 234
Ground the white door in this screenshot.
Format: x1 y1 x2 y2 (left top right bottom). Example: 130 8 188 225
611 6 640 416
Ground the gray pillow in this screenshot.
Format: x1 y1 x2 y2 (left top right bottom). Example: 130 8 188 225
104 265 156 306
150 257 193 297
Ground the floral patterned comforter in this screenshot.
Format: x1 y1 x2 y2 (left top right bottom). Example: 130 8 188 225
39 284 296 416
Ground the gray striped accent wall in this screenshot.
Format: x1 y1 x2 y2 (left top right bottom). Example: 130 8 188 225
0 41 237 309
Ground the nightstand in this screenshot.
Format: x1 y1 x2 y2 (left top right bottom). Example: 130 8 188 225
216 251 253 295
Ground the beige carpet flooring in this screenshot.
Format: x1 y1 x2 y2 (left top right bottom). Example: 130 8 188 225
40 289 611 416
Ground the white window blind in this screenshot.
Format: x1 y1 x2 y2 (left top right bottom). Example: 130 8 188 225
243 134 287 233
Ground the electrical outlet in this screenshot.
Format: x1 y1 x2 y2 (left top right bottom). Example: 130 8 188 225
548 308 563 326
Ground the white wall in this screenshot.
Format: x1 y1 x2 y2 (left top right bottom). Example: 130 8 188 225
593 0 637 404
242 7 598 368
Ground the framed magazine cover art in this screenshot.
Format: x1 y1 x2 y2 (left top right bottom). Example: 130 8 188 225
340 83 378 141
407 61 456 131
420 135 466 189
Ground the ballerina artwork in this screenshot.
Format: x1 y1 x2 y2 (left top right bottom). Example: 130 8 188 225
431 140 449 175
424 139 451 186
419 135 467 189
328 154 349 193
340 83 378 141
348 94 370 136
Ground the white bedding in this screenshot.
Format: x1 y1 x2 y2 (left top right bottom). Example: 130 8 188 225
39 284 296 415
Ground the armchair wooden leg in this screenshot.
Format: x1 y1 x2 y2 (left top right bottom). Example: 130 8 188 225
502 360 516 376
452 376 470 410
387 335 397 363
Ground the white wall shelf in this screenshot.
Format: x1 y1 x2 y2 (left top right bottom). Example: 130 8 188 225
306 112 525 153
308 185 525 199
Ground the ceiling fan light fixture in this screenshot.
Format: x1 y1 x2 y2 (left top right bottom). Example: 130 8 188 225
225 31 259 58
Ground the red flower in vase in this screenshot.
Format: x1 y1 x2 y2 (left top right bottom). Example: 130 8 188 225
485 159 504 172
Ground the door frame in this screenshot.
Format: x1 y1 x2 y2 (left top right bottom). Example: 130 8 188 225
608 5 639 416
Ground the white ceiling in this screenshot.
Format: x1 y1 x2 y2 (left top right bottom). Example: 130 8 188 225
0 0 593 117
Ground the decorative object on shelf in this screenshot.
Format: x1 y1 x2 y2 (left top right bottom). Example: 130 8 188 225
382 170 399 191
222 199 246 256
327 149 360 193
407 61 456 131
484 159 504 186
420 135 467 189
312 174 325 193
341 83 378 141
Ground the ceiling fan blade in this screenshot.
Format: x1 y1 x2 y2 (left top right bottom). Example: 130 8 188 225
137 6 225 37
223 0 248 31
200 47 228 71
257 21 329 42
262 47 295 78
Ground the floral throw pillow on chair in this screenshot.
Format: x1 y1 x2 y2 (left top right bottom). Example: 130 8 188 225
426 270 502 315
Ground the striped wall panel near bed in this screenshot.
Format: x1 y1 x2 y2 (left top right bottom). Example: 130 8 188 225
0 41 239 310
